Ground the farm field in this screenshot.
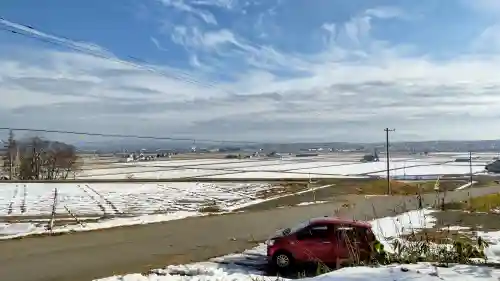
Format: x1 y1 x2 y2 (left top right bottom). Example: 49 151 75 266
0 182 280 217
1 152 498 239
0 180 324 238
75 152 494 180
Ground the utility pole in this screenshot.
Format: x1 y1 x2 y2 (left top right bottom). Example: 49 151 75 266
469 151 473 186
384 128 395 194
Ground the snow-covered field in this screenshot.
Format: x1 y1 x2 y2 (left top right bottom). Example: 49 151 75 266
0 182 278 217
77 153 494 180
1 153 496 239
0 181 317 238
0 180 337 239
96 209 500 281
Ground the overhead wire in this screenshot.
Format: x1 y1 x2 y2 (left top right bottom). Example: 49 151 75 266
0 18 271 145
0 127 261 144
0 18 366 178
0 17 235 94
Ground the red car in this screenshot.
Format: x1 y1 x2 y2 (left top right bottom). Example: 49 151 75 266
266 217 376 272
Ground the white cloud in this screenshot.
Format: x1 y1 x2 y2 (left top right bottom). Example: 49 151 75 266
472 24 500 53
170 27 238 52
4 41 500 142
321 6 408 50
191 0 237 10
158 0 218 25
365 6 408 19
171 26 235 49
150 37 168 51
203 29 237 47
3 4 500 142
463 0 500 14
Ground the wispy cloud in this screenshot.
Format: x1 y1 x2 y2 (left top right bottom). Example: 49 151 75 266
191 0 237 10
463 0 500 14
158 0 218 25
365 6 409 19
150 36 168 51
3 1 500 141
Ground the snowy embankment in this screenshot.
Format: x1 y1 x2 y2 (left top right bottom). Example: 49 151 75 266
0 211 200 239
98 264 500 281
96 209 500 281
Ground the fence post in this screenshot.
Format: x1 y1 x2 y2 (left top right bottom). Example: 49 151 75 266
48 187 58 234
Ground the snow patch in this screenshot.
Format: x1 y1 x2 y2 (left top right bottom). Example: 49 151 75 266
0 211 200 239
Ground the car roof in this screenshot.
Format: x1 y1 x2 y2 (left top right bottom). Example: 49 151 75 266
308 217 372 228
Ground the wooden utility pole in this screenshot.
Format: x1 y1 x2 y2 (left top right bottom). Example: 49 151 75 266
384 128 395 194
469 151 473 186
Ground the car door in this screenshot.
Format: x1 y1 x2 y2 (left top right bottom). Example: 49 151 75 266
293 223 336 263
333 225 372 261
332 225 353 260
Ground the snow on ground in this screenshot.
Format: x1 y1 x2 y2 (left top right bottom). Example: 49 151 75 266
0 182 275 217
96 210 500 281
477 231 500 264
200 171 364 179
77 153 492 180
0 182 334 238
370 209 436 250
0 181 275 238
296 201 329 206
0 211 199 240
455 181 477 190
97 263 500 281
369 164 486 178
295 161 430 176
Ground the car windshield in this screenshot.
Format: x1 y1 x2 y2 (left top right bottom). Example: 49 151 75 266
277 217 331 236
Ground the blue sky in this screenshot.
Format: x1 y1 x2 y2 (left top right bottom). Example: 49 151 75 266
1 0 500 143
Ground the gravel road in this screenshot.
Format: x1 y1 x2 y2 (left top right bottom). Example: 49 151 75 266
0 185 499 281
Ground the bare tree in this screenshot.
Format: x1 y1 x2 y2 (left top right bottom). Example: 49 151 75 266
2 130 17 179
10 136 80 180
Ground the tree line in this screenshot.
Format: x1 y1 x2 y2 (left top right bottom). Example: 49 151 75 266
1 130 81 180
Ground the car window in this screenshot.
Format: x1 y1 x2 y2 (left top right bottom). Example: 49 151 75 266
334 225 373 243
296 224 331 240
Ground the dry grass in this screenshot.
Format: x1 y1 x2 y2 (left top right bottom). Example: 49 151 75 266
401 193 500 247
402 228 476 245
316 178 468 196
443 193 500 213
255 183 308 198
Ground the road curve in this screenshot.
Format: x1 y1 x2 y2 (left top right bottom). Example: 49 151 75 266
0 186 499 281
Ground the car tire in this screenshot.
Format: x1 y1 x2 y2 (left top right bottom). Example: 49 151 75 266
272 251 294 274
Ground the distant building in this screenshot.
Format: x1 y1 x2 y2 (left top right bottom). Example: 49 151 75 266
266 151 282 159
454 156 480 162
360 149 379 162
486 160 500 173
295 153 318 157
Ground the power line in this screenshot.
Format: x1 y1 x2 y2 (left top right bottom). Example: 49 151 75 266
0 18 233 95
0 127 261 144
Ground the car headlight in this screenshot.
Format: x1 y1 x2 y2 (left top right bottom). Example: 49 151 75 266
266 239 275 246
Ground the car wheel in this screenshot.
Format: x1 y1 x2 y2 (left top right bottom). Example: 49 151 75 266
272 251 294 272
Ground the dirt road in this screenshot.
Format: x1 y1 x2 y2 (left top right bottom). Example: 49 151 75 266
1 186 499 281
